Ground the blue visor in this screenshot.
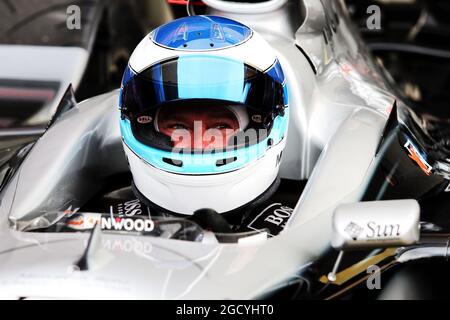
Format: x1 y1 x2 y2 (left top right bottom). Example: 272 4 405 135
120 55 287 151
120 56 286 132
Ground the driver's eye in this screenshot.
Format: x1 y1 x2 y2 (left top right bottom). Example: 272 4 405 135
212 123 232 130
170 123 188 130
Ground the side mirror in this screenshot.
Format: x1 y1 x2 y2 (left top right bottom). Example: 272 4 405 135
331 200 420 250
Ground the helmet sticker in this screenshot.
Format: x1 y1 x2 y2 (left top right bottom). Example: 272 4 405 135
251 115 263 123
137 116 153 124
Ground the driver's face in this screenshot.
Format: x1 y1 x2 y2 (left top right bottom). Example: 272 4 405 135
157 104 240 149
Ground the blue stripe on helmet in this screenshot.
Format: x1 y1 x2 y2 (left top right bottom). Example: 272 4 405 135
119 65 136 109
265 59 285 85
120 113 288 175
151 62 166 105
283 83 289 106
121 65 136 86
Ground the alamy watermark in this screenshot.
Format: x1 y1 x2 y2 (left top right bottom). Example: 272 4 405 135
366 264 381 290
66 5 81 30
166 122 279 167
366 5 381 31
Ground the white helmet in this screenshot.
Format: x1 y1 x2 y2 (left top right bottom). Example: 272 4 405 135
119 15 289 215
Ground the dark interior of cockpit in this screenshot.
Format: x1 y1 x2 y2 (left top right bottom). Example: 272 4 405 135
345 0 450 301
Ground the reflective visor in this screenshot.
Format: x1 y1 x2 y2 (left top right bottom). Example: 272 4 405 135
120 55 287 152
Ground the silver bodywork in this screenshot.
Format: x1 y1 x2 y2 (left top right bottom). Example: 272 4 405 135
0 45 89 125
331 200 420 249
0 0 399 299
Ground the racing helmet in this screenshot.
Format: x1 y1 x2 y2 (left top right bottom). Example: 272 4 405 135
119 15 289 215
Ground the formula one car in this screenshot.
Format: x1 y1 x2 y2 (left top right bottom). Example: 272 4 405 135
0 0 448 300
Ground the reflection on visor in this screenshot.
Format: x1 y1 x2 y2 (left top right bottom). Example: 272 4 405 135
156 103 242 150
132 100 270 153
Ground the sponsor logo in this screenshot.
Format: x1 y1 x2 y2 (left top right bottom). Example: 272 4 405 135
66 213 154 233
137 116 153 124
344 222 364 240
112 199 143 217
101 216 154 232
404 140 432 175
66 213 101 230
344 221 401 241
276 152 283 167
366 221 400 239
251 114 263 123
247 203 293 237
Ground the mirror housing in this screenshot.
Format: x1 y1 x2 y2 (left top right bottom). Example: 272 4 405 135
331 200 420 250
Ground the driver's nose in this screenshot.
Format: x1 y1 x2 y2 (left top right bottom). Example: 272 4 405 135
192 122 213 149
